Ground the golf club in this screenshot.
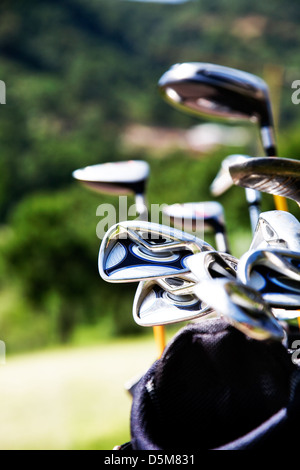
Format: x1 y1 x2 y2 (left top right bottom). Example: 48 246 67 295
99 220 214 283
158 62 288 211
229 157 300 208
211 154 261 234
133 279 214 327
72 160 150 221
237 248 300 313
186 251 238 282
195 279 285 342
249 211 300 253
73 160 168 355
163 201 231 253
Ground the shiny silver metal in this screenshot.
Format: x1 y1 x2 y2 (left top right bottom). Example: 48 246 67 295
237 248 300 312
186 251 238 282
163 201 230 253
158 62 277 156
249 211 300 252
211 154 261 233
99 220 214 283
133 279 215 327
195 279 285 342
229 157 300 207
73 160 150 220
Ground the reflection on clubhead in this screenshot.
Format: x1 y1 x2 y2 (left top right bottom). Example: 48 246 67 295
237 248 300 313
195 279 285 342
133 280 215 327
99 221 214 283
229 157 300 206
186 251 238 282
249 211 300 252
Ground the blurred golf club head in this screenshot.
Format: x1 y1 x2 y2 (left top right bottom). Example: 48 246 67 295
163 201 230 253
158 62 277 155
73 160 150 220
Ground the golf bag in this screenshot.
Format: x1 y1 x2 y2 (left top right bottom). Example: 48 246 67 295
117 319 300 450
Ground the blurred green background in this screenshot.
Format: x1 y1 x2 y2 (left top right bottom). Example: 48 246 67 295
0 0 300 450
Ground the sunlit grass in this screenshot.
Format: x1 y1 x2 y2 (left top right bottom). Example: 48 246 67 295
0 337 160 450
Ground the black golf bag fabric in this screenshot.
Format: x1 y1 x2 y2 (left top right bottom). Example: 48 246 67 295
129 320 299 450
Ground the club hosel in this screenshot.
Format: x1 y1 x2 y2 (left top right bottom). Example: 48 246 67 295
261 126 277 157
135 194 148 221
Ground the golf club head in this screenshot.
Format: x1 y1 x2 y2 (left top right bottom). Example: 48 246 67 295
133 280 215 327
163 201 225 233
229 157 300 206
211 154 259 197
72 160 150 197
249 211 300 252
158 63 275 153
186 251 238 282
163 201 230 253
195 279 285 342
237 248 300 313
99 221 214 283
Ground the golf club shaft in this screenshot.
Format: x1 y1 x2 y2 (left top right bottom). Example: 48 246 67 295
261 127 289 212
153 325 166 357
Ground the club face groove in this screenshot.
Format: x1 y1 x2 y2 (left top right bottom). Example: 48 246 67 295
229 157 300 206
195 279 285 342
99 221 214 283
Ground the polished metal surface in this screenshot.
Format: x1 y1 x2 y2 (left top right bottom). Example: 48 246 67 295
158 62 272 127
98 220 214 283
229 157 300 206
237 248 300 312
133 280 215 327
249 211 300 252
195 279 285 342
186 251 238 282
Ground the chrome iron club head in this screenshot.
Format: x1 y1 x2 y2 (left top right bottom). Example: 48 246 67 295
163 201 231 253
237 248 300 314
133 280 215 327
229 157 300 207
99 221 214 283
186 251 238 282
249 211 300 252
195 279 285 342
133 251 238 327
